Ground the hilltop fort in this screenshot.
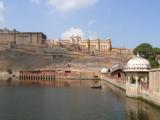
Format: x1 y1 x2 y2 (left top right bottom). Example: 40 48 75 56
0 28 131 53
0 28 132 71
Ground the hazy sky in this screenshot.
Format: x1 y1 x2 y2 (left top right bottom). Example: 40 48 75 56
0 0 160 48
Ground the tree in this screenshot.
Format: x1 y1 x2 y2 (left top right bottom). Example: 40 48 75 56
133 43 159 68
133 43 153 59
153 48 160 55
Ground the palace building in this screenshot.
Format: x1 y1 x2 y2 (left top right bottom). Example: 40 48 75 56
0 28 126 54
70 35 112 52
49 35 112 52
0 28 47 49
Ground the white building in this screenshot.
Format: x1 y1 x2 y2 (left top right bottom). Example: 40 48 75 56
125 54 151 97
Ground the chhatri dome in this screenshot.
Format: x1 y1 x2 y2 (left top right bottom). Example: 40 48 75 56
100 68 109 74
125 54 151 72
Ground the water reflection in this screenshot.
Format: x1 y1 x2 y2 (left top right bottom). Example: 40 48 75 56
0 85 46 120
0 83 159 120
103 83 160 120
125 97 160 120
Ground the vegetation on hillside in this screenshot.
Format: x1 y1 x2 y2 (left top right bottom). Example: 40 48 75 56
133 43 160 68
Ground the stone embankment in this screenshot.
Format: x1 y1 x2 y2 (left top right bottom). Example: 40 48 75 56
0 70 101 87
102 75 160 108
19 79 93 87
102 77 126 90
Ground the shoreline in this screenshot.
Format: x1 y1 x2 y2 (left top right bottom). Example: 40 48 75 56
102 77 160 109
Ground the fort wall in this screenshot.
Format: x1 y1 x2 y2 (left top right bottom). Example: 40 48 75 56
0 28 47 49
0 28 132 55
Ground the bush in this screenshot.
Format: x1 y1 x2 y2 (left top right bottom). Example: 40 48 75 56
133 43 159 68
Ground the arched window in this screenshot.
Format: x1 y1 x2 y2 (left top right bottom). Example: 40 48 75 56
118 72 121 78
130 79 136 84
130 76 136 84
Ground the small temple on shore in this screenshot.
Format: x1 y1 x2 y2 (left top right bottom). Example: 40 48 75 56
125 54 151 97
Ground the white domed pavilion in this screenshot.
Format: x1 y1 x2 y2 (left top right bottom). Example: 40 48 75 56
125 54 151 98
100 68 109 74
125 54 151 72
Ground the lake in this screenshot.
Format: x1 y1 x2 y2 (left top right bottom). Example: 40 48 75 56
0 83 159 120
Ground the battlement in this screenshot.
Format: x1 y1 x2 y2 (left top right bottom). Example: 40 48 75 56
0 28 47 49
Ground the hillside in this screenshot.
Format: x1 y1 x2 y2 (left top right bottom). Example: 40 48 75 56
0 47 132 72
0 49 50 71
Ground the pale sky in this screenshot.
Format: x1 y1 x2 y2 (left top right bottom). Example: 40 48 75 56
0 0 160 48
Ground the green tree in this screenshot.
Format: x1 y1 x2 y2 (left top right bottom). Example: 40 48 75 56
153 48 160 55
133 43 159 68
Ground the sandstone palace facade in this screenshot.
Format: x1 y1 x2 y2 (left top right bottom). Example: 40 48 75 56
0 28 130 53
48 35 112 52
0 28 47 49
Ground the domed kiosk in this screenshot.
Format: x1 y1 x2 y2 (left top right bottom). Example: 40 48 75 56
100 68 109 74
125 54 151 97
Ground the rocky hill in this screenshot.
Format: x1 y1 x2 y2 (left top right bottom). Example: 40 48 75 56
0 47 133 72
0 49 50 71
